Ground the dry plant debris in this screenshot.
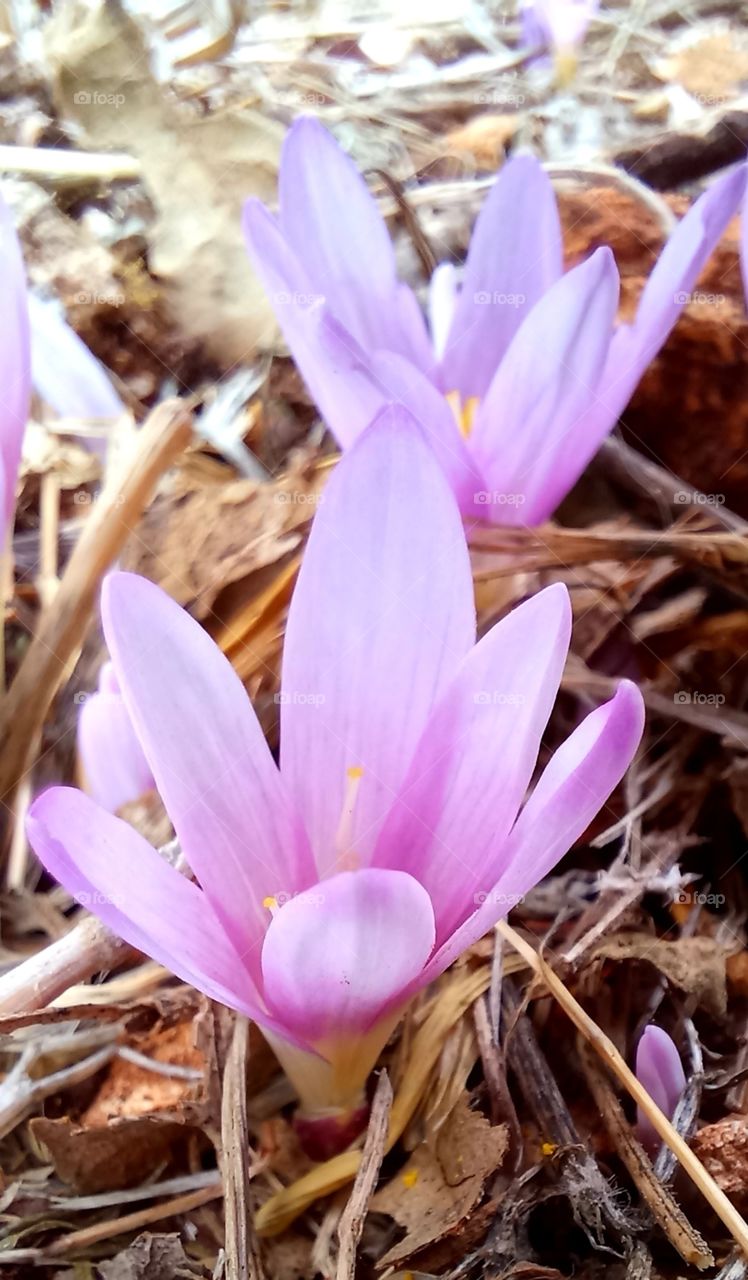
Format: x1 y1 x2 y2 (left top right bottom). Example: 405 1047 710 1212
2 0 748 1277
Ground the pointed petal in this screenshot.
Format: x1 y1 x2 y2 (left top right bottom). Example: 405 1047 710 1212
418 680 644 983
77 690 154 814
281 405 475 876
373 583 571 943
261 868 435 1039
439 155 563 400
243 200 384 448
278 117 428 364
27 787 267 1019
630 164 746 362
102 572 315 974
471 247 619 523
0 194 31 531
636 1025 686 1150
28 295 124 426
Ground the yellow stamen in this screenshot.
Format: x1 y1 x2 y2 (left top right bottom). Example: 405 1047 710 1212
446 390 480 439
402 1169 419 1188
333 766 365 872
263 895 279 916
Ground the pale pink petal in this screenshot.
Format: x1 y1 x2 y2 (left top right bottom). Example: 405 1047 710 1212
261 868 435 1039
470 246 619 524
102 572 315 978
439 155 563 400
373 583 571 943
280 406 475 876
278 117 428 365
26 787 271 1021
636 1025 686 1152
77 689 155 813
417 680 644 984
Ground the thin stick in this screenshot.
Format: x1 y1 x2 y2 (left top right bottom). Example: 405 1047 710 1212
222 1016 264 1280
498 921 748 1260
45 1181 223 1256
0 145 140 183
336 1071 392 1280
0 914 133 1014
0 401 192 808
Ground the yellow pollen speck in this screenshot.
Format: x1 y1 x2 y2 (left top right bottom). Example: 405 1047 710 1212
541 1141 557 1157
263 896 278 911
402 1169 419 1188
446 390 480 439
347 765 364 780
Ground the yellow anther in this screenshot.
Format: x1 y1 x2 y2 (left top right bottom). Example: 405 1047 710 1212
347 765 364 781
402 1168 419 1188
446 390 480 439
541 1141 557 1157
263 895 278 912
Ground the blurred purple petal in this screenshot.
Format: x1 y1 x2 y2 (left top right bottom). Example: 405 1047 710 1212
0 193 30 532
28 295 124 427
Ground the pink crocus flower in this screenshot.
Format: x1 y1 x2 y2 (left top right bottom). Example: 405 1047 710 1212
0 193 31 535
77 661 155 813
635 1025 686 1154
28 409 644 1147
243 119 746 525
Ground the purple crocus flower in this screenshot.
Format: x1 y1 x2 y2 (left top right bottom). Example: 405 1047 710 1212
27 408 644 1146
635 1025 686 1154
0 194 31 535
243 119 746 525
77 662 155 813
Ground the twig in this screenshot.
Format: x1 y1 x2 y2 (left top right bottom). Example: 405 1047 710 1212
0 914 133 1015
0 145 140 183
499 921 748 1261
0 400 192 809
336 1070 392 1280
221 1015 264 1280
45 1181 223 1256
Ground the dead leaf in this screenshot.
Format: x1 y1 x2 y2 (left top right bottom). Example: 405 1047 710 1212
593 934 732 1016
656 31 748 104
446 114 518 170
97 1231 209 1279
45 0 283 367
371 1097 507 1268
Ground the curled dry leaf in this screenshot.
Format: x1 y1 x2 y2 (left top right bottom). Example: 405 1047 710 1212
592 934 732 1017
370 1096 508 1270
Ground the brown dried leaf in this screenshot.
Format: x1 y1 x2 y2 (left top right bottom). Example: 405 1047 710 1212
370 1097 507 1269
97 1232 209 1279
692 1116 748 1213
593 934 732 1017
656 32 748 103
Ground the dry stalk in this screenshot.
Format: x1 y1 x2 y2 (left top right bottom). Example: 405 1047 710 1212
0 400 192 809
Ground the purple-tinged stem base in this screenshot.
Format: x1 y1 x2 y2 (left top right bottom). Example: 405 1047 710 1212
294 1102 370 1160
